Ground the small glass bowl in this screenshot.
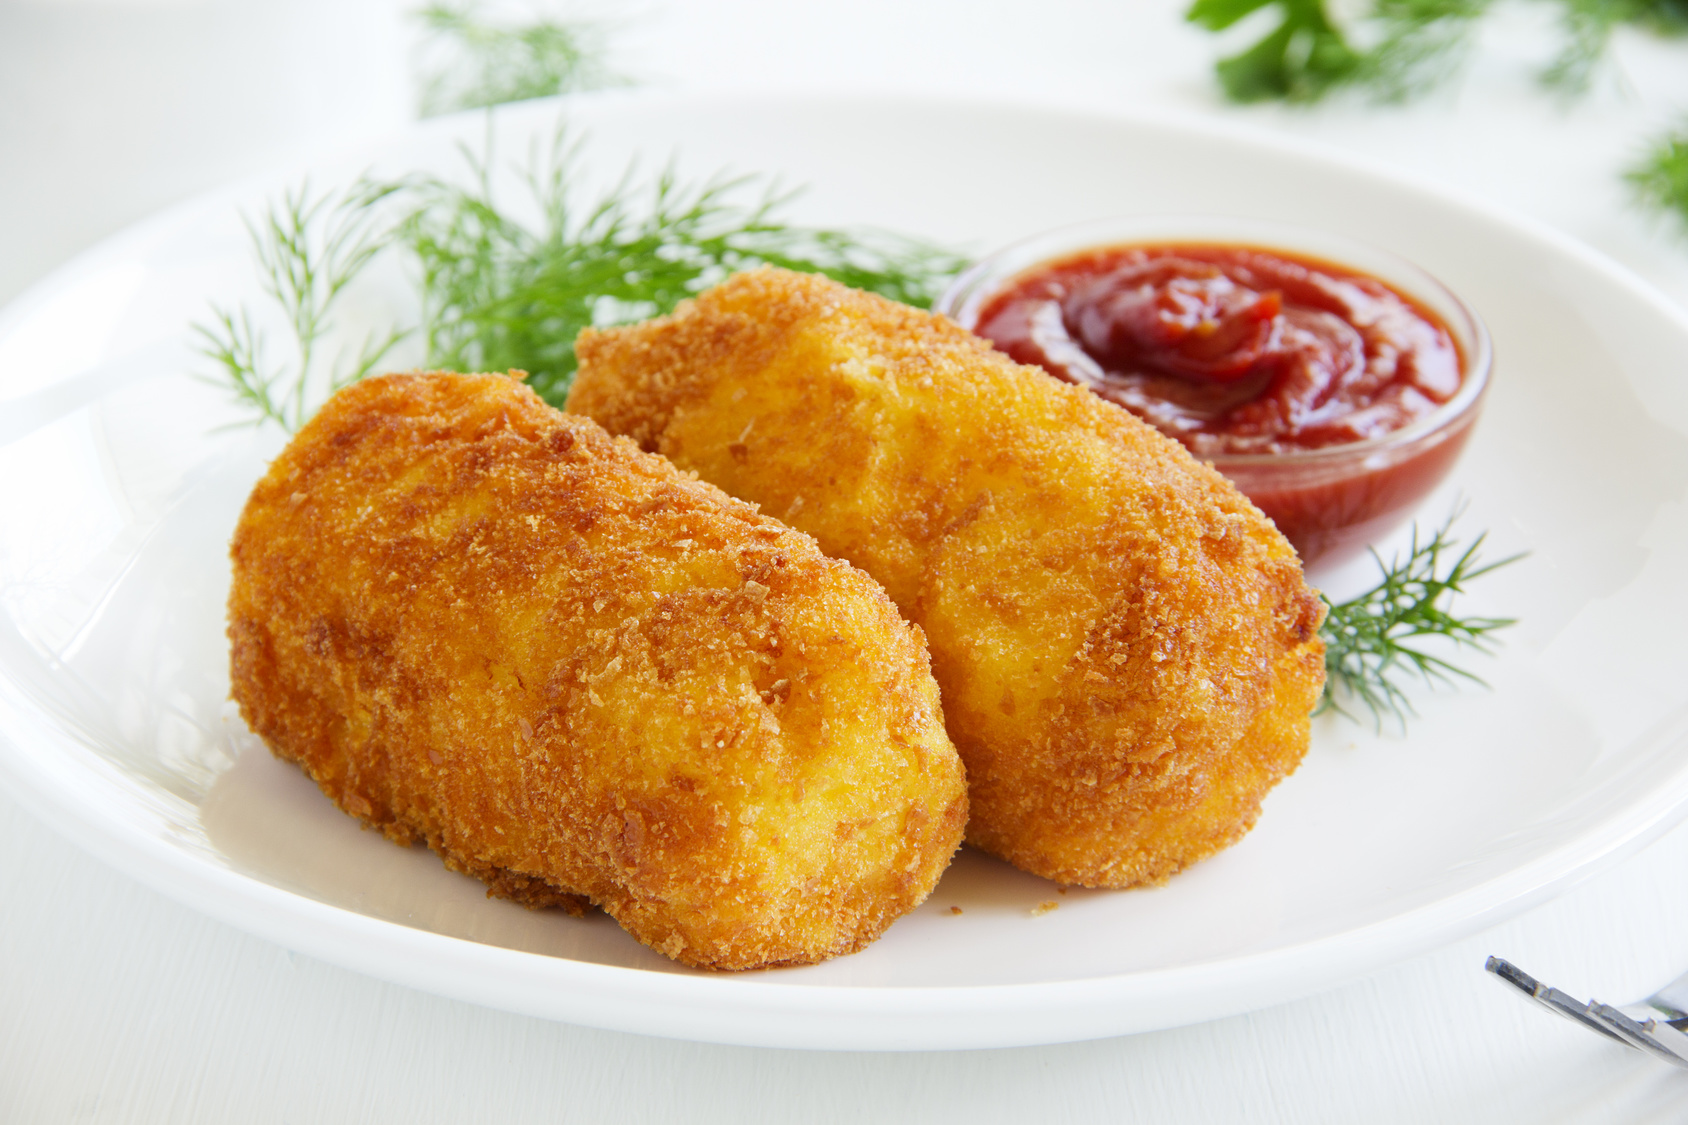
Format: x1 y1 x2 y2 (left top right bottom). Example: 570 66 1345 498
936 216 1493 573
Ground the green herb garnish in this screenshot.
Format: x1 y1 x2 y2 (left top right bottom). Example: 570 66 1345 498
405 132 967 406
1544 0 1688 92
198 128 964 426
195 179 410 432
1627 122 1688 233
1187 0 1688 103
1318 509 1522 726
1187 0 1364 103
415 2 623 118
1360 0 1489 101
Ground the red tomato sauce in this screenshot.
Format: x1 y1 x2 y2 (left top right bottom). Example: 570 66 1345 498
974 244 1464 458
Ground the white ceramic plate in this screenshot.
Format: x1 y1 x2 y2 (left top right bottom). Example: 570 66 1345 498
4 92 1688 1052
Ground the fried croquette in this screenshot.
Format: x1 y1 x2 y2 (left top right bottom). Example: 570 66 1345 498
569 268 1326 889
227 371 967 970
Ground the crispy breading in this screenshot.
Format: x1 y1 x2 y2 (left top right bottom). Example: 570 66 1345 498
570 269 1326 888
227 371 967 970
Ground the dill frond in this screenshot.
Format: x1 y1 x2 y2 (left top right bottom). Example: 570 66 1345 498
402 130 967 406
1318 508 1523 728
1627 122 1688 232
194 178 409 432
1541 0 1623 91
1543 0 1688 92
415 2 624 118
1359 0 1489 101
194 306 284 428
202 128 963 426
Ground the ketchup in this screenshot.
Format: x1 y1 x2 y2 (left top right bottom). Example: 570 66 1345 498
971 244 1480 568
975 245 1464 458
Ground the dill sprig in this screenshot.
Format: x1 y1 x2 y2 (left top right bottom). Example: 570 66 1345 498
415 3 624 118
200 129 965 425
403 131 968 406
1361 0 1488 101
1545 0 1688 92
1188 0 1688 104
1627 122 1688 232
1318 509 1522 727
194 179 410 432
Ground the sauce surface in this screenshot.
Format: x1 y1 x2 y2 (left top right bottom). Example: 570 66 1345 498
974 244 1464 457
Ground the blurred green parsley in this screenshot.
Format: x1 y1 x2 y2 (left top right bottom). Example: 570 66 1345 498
1187 0 1688 104
1627 123 1688 233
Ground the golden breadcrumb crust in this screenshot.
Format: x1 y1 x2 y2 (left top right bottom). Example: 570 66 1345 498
570 269 1326 888
227 371 966 969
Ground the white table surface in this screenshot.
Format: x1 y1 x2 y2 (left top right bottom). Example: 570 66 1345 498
5 1 1688 1120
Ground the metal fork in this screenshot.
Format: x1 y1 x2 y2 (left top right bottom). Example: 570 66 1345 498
1486 956 1688 1068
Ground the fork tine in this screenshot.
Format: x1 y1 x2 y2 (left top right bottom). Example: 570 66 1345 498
1583 1003 1680 1063
1589 1004 1688 1069
1485 957 1633 1046
1487 956 1688 1070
